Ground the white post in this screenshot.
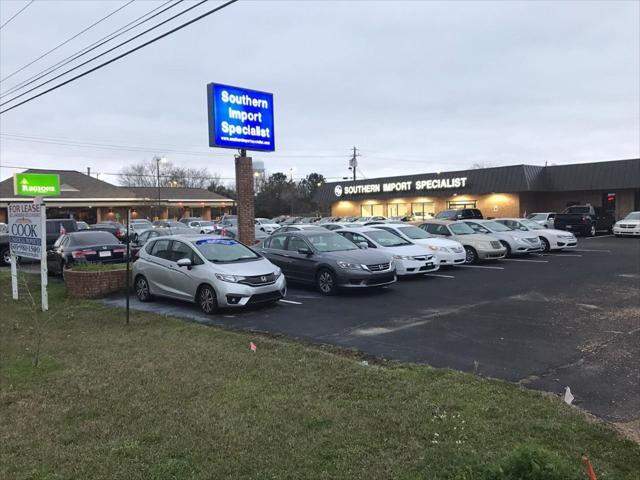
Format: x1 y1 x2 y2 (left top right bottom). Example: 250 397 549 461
39 201 48 312
10 253 18 300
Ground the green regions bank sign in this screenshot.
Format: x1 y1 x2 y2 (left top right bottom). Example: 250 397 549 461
13 173 60 196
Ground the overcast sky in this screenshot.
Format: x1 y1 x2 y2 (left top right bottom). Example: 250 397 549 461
0 0 638 186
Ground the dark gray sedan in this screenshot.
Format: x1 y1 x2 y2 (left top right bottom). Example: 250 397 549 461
258 230 397 295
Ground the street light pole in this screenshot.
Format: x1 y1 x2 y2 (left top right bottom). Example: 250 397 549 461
155 156 166 220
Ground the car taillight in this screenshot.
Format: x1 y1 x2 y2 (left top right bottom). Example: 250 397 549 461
72 250 97 258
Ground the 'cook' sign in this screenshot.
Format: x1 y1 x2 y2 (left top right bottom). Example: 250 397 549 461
8 203 44 260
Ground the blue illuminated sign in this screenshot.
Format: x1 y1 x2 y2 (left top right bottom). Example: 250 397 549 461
207 83 275 152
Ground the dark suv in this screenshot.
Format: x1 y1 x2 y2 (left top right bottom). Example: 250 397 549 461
435 209 483 220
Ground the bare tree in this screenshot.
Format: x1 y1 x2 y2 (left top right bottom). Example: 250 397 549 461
118 159 214 189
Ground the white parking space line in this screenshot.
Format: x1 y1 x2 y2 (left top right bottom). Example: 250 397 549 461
455 265 505 270
501 258 549 263
553 254 583 257
279 299 302 305
573 249 611 253
583 234 614 239
424 273 456 278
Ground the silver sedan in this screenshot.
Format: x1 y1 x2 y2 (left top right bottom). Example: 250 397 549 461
463 220 543 256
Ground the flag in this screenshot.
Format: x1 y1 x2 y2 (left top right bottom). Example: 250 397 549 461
582 455 598 480
249 342 257 352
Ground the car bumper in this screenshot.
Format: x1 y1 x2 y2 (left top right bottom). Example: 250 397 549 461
614 227 640 236
553 237 578 249
513 244 543 254
217 275 287 307
336 269 397 288
477 248 507 260
395 258 439 275
435 251 466 265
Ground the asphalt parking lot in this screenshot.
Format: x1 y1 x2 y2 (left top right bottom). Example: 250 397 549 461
96 235 637 422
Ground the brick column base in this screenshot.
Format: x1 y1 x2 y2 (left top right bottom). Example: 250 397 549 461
235 155 255 245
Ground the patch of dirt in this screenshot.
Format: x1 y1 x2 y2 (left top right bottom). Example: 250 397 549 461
613 419 640 444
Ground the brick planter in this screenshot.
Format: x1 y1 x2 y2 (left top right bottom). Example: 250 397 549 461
64 268 131 299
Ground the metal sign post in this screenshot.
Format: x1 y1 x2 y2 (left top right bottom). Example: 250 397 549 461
10 253 18 300
39 198 48 312
125 208 131 325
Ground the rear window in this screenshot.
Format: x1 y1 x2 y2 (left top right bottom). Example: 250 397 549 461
69 231 118 246
564 206 590 214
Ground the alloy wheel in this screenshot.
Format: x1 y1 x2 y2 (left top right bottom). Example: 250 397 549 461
590 224 596 237
136 276 151 301
199 286 216 314
1 248 10 266
540 237 550 252
317 270 335 295
464 246 477 264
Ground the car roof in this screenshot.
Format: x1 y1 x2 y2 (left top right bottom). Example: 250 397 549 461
419 219 455 225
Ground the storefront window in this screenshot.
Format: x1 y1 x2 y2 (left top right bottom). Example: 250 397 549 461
411 202 435 218
387 203 409 217
360 204 384 217
447 200 477 209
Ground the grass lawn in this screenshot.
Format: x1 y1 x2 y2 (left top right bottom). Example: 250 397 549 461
1 272 638 479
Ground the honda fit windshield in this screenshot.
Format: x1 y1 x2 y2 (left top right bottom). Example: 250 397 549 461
366 230 411 247
193 238 260 263
484 221 513 232
521 219 544 230
306 233 358 252
398 226 433 239
449 223 475 235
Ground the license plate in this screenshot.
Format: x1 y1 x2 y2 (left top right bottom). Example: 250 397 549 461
99 251 111 257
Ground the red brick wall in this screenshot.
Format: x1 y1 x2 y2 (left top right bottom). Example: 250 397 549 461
65 269 130 299
235 155 255 245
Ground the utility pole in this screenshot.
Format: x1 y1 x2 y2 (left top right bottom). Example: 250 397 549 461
87 167 91 177
349 146 360 182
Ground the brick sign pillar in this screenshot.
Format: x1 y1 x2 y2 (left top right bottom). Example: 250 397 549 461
235 153 255 245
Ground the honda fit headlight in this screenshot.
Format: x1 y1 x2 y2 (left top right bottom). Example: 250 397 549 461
215 273 247 283
337 261 363 270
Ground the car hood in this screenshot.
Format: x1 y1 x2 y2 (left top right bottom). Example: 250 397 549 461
617 219 640 226
371 244 433 257
542 228 575 237
452 232 500 244
321 248 393 265
410 238 465 250
212 257 279 276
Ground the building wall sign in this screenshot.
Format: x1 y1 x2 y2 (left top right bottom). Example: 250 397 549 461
13 173 60 196
334 177 468 197
207 83 275 152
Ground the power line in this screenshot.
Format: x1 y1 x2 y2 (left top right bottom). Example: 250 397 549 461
0 0 215 111
0 0 35 30
0 0 135 85
0 132 352 158
1 0 180 98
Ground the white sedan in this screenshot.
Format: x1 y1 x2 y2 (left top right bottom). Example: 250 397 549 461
255 218 280 234
187 220 218 234
372 223 466 266
335 227 439 275
613 211 640 236
494 218 577 252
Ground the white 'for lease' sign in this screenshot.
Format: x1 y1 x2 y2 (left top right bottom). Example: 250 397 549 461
8 202 44 260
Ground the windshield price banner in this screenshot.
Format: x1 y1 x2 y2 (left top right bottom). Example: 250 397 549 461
207 83 275 152
8 203 44 260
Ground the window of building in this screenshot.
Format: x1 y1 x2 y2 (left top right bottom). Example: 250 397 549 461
387 203 410 217
447 200 477 209
411 202 435 218
360 204 384 217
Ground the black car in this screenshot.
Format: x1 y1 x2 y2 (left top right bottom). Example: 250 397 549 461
258 230 396 295
552 205 615 236
47 231 128 275
435 208 484 220
91 221 128 241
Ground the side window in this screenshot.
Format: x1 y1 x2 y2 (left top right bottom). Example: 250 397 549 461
169 241 193 262
423 224 439 235
145 240 156 254
338 231 355 242
548 214 555 219
435 225 450 236
287 236 309 252
351 233 374 247
150 239 172 260
53 235 66 248
467 222 487 233
269 235 287 250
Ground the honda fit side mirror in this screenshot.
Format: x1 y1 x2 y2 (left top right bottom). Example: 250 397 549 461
177 258 192 269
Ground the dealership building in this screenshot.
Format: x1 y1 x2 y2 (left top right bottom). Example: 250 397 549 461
315 158 640 220
0 169 235 224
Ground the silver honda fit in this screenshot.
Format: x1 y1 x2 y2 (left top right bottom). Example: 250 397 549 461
133 234 286 314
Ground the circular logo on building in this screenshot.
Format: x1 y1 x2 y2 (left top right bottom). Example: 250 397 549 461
334 185 343 197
